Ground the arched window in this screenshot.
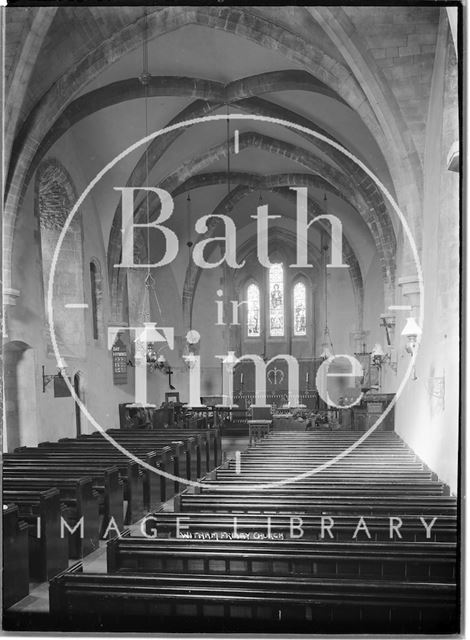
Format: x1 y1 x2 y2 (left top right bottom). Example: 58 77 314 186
247 283 260 337
269 263 284 336
90 262 99 339
293 281 307 336
37 159 86 358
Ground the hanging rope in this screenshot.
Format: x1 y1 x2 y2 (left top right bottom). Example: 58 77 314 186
323 194 334 355
142 9 151 283
137 9 164 324
226 104 231 196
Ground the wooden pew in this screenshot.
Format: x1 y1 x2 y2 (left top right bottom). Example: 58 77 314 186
44 427 458 633
3 459 124 537
137 427 222 470
92 434 191 495
57 437 172 509
99 427 222 494
3 477 98 558
49 563 457 633
108 434 201 482
22 445 148 522
106 534 456 582
106 427 221 476
107 430 204 478
202 479 446 496
2 489 68 582
75 432 178 494
176 492 457 516
143 512 457 543
3 504 29 608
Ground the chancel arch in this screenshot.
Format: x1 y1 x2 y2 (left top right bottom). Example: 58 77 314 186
179 181 366 339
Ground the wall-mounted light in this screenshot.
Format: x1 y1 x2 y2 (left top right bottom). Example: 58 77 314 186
320 346 333 361
144 345 168 372
155 354 167 370
42 365 67 393
371 343 386 367
401 317 422 355
370 342 397 375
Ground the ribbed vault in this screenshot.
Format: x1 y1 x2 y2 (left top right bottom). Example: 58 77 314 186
4 4 420 298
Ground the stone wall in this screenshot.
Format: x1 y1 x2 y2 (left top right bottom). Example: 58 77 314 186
395 22 459 493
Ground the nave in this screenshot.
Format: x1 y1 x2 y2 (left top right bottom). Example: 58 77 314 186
3 421 458 634
3 4 460 635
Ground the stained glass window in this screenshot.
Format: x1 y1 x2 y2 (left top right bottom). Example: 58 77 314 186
247 283 260 337
293 281 307 336
269 263 284 336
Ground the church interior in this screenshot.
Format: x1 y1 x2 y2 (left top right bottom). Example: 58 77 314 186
3 4 460 634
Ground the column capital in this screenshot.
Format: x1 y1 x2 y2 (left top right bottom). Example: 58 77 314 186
398 276 421 316
397 276 420 296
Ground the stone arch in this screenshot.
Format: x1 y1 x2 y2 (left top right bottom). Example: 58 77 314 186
14 69 345 182
108 131 393 321
101 92 395 318
174 174 364 334
114 170 363 337
5 5 418 294
5 8 57 169
308 5 424 266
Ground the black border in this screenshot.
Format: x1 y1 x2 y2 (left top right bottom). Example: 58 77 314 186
3 1 465 8
2 1 465 635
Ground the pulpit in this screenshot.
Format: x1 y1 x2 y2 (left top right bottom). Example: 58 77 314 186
250 405 272 421
351 393 395 431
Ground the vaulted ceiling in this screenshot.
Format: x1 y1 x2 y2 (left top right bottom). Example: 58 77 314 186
5 5 441 315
